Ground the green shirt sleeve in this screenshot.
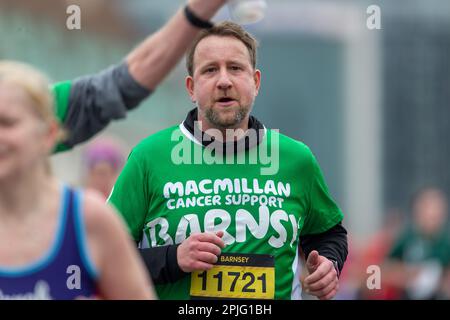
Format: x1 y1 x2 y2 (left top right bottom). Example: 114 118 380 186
300 148 344 235
50 63 151 154
107 150 149 242
51 81 72 153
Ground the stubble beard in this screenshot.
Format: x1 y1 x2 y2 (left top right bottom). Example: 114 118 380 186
204 104 251 129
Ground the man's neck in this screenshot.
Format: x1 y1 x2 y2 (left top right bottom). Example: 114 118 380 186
183 108 265 153
197 114 249 143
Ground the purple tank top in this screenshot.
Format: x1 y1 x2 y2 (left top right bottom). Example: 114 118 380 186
0 185 98 299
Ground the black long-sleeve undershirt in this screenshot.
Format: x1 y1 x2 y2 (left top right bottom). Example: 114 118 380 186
300 222 348 276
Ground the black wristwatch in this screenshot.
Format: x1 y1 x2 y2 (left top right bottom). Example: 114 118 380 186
184 5 214 29
330 259 340 278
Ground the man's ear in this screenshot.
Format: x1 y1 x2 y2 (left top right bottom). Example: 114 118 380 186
254 69 261 97
185 76 196 103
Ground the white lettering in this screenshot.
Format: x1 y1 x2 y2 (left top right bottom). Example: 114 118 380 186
204 209 235 245
199 179 212 194
163 182 184 198
0 281 52 300
146 218 174 246
185 180 199 195
144 207 298 249
175 214 202 243
235 206 270 242
268 210 289 248
213 179 233 194
264 180 278 195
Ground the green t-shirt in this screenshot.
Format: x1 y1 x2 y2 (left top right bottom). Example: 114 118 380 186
108 125 343 300
389 226 450 266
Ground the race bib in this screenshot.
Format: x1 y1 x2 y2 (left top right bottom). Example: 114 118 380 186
190 253 275 299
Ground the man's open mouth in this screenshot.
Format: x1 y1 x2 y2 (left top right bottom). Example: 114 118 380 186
217 97 235 103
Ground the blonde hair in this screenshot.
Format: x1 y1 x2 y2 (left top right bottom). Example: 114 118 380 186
0 60 65 141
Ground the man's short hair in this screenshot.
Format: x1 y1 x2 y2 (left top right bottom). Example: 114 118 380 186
186 21 259 76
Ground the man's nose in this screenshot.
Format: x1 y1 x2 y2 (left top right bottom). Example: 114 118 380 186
217 69 232 90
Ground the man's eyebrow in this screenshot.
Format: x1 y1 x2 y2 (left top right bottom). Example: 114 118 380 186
198 61 218 69
200 60 247 67
227 60 247 66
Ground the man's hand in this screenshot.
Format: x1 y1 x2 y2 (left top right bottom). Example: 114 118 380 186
303 250 339 300
188 0 228 20
177 231 225 273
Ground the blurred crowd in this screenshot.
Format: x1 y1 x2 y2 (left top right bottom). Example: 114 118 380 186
331 187 450 300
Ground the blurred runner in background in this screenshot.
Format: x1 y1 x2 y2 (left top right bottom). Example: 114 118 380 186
82 137 126 200
384 187 450 299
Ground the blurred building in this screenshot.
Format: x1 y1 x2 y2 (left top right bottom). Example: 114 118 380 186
382 0 450 212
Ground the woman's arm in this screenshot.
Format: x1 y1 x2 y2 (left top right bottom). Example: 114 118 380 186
83 191 156 299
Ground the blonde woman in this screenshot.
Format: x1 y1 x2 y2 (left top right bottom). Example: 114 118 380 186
0 61 155 300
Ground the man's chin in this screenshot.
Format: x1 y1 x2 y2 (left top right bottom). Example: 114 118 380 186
211 113 243 128
202 105 250 129
216 121 239 129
